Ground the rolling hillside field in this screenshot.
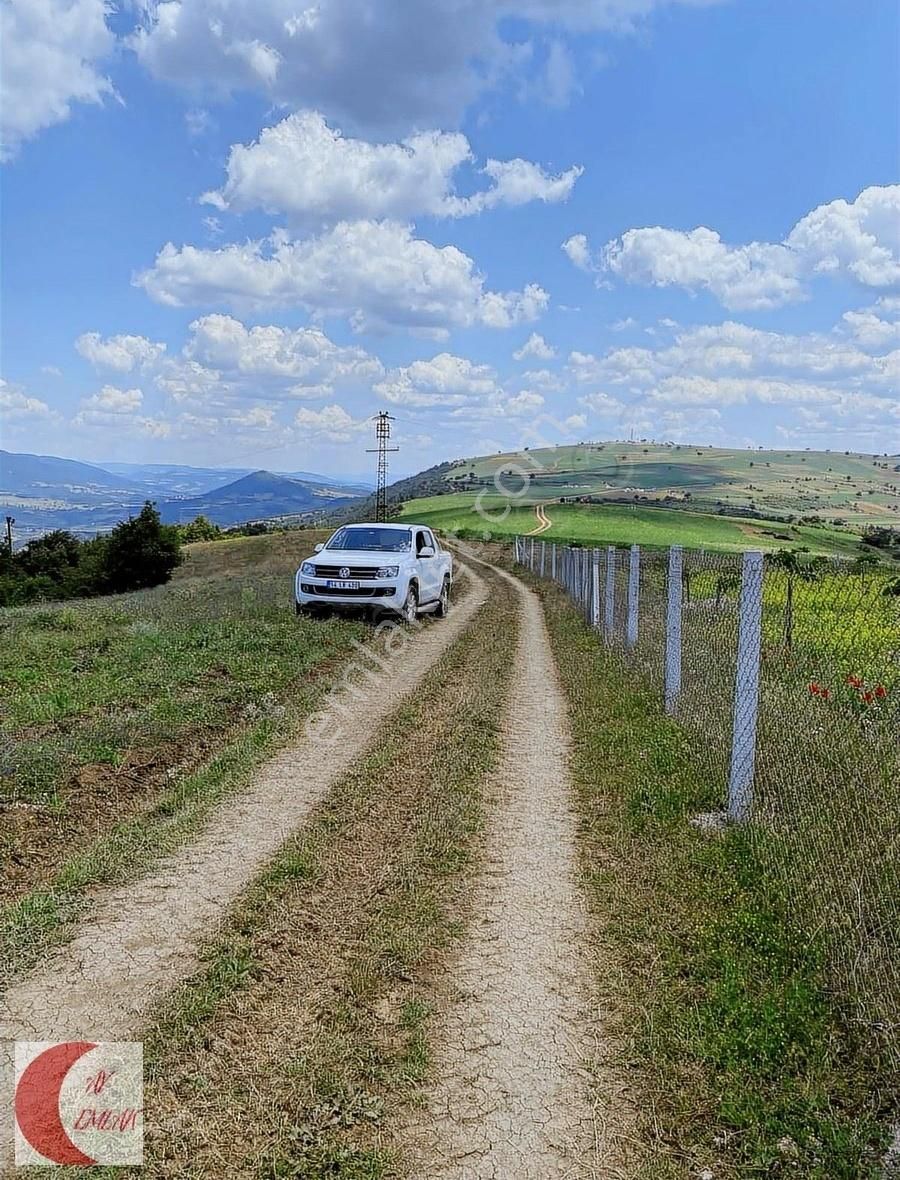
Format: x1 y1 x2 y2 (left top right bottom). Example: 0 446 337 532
437 442 900 526
398 494 874 559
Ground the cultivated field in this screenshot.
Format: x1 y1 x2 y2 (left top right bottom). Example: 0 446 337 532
443 442 900 527
399 494 871 559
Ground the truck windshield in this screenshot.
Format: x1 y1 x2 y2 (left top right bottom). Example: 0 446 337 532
326 527 412 552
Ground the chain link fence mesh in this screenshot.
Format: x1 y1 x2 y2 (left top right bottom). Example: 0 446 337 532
517 536 900 1063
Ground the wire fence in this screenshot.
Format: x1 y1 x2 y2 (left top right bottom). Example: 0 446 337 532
516 535 900 1063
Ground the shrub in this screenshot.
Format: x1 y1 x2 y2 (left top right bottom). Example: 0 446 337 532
101 502 182 593
0 503 182 605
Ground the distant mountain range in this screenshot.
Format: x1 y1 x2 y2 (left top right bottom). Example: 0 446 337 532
156 470 360 527
0 450 371 542
101 461 372 498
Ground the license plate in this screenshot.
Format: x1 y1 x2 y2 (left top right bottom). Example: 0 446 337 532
326 579 360 590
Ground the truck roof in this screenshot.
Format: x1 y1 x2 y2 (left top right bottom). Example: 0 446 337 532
339 521 423 530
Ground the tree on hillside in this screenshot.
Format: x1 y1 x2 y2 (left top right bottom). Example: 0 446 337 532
16 531 82 579
178 514 220 543
102 502 182 593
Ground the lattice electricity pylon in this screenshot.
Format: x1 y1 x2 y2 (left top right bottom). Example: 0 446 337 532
366 412 399 522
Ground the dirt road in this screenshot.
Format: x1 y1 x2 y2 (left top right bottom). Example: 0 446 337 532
526 501 553 534
401 556 611 1178
2 554 615 1177
0 569 487 1171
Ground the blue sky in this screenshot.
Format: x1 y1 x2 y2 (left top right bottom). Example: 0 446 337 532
1 0 898 477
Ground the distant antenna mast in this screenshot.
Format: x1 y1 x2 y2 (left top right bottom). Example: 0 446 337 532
367 411 399 522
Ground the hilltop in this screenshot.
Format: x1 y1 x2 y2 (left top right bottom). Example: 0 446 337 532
155 470 358 527
386 442 900 560
441 442 900 527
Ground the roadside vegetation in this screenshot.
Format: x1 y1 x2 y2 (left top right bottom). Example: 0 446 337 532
0 530 371 973
69 563 518 1178
534 572 896 1179
0 502 182 606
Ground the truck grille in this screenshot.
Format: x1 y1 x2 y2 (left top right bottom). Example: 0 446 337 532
314 564 381 578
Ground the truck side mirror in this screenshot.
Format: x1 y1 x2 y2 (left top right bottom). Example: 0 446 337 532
418 545 435 558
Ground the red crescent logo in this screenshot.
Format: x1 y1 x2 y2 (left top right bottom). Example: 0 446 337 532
15 1042 98 1166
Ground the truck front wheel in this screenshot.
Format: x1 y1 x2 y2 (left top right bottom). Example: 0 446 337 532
435 576 451 618
401 584 418 624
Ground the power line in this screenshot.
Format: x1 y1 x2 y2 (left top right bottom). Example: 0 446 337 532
366 412 399 522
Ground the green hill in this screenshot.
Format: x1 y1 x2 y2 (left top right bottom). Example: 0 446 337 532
392 443 900 560
442 442 900 527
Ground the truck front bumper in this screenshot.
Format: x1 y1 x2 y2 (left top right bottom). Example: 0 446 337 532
296 580 402 611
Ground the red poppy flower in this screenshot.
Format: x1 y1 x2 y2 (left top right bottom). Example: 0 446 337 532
809 682 820 695
846 674 863 689
874 685 887 699
862 691 874 704
820 688 830 700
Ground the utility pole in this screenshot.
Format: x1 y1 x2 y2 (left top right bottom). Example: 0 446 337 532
4 516 13 557
366 412 399 523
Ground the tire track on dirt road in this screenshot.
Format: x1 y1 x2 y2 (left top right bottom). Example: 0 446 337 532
0 567 487 1171
401 553 619 1179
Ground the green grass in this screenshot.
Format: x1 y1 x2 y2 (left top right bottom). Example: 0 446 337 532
534 573 896 1178
0 530 371 972
399 495 869 559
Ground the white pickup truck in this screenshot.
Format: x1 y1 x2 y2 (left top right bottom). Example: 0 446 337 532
295 522 453 622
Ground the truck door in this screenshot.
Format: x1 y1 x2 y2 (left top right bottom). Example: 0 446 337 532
415 528 440 603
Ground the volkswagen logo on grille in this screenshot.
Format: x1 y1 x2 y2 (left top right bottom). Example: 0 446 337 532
339 566 351 578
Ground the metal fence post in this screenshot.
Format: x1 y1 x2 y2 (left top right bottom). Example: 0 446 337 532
627 544 640 648
590 549 600 626
515 536 521 564
728 550 764 822
665 545 683 714
551 542 557 581
604 545 616 642
540 539 546 578
530 536 535 570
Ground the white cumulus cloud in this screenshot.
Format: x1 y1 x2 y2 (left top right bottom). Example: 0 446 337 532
76 332 167 372
81 384 144 413
130 0 708 134
184 314 382 386
201 111 581 223
375 353 500 407
136 221 549 335
514 332 556 361
0 0 115 159
0 379 53 419
570 186 900 311
293 403 365 442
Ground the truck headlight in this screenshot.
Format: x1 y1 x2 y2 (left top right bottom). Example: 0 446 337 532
377 565 399 578
300 561 316 576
